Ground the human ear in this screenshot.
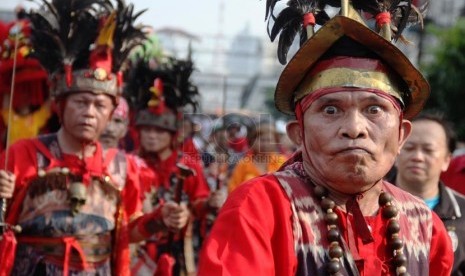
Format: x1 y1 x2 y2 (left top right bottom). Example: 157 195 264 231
397 119 412 153
442 153 452 172
286 120 303 146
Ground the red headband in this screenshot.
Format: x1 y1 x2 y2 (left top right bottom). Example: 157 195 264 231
295 88 402 122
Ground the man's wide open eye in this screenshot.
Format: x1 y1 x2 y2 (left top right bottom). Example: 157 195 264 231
323 106 338 115
367 105 382 114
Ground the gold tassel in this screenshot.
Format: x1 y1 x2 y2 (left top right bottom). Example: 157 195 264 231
95 12 117 49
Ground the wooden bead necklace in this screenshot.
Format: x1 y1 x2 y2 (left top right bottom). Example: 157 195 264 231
313 185 409 276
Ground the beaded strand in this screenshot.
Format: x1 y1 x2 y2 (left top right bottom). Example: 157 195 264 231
314 185 409 276
379 192 409 276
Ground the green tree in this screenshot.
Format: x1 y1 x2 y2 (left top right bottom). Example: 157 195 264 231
423 19 465 139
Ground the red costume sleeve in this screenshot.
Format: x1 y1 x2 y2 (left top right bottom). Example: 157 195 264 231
429 211 454 275
0 140 40 223
182 155 211 217
1 140 38 184
198 175 297 275
122 155 143 221
0 140 38 276
128 154 159 203
441 156 465 195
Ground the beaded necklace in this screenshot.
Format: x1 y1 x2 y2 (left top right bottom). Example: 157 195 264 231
313 184 409 276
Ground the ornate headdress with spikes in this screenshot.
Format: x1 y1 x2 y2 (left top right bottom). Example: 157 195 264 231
267 0 429 119
126 54 200 132
28 0 147 101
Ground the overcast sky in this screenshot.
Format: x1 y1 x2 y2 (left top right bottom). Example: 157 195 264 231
0 0 269 38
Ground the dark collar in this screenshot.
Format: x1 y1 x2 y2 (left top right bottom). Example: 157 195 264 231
433 182 462 220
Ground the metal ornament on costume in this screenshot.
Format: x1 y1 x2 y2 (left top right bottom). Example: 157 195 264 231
68 181 87 216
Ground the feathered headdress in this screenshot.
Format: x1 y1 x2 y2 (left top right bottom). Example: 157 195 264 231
126 53 200 132
267 0 330 64
266 0 430 119
268 0 428 64
28 0 147 100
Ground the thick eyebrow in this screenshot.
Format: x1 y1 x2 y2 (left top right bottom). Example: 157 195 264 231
95 98 108 104
359 95 390 104
404 141 436 148
313 97 343 105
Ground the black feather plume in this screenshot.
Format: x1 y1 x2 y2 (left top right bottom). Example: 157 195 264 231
28 0 146 76
170 58 200 113
125 57 200 114
112 0 148 72
351 0 429 41
28 0 111 74
266 0 330 64
265 0 283 20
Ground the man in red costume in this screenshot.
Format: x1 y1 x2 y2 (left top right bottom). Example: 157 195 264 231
99 97 130 150
0 16 50 147
199 1 453 275
0 1 188 275
127 57 226 275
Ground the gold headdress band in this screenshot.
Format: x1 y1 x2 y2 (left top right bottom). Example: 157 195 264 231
294 56 406 106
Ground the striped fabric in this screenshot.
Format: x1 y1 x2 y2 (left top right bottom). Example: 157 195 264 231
274 161 432 276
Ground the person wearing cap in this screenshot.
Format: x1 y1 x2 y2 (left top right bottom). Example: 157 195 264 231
226 122 249 154
392 113 465 275
199 1 453 275
0 17 51 147
99 97 130 150
128 57 226 275
227 121 287 193
178 115 203 159
0 1 188 275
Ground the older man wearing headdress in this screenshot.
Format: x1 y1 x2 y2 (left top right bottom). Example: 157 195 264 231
199 0 453 275
0 15 50 147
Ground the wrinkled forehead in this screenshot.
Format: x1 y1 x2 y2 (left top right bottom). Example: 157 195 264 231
299 88 402 115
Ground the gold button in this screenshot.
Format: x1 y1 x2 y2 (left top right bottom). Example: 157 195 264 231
61 167 70 175
38 169 46 177
94 68 107 80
